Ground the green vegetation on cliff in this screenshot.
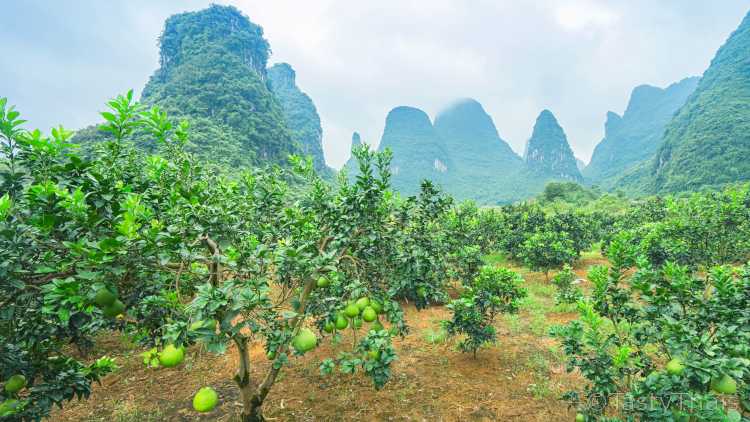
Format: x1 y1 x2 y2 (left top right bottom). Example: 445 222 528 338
74 5 300 169
584 77 698 188
648 11 750 193
524 109 581 182
268 62 331 175
377 106 449 195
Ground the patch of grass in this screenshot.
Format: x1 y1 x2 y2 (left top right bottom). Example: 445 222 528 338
526 282 556 299
422 327 448 345
552 301 578 313
504 314 522 335
580 247 603 261
527 379 553 399
109 402 165 422
482 252 507 266
528 309 549 336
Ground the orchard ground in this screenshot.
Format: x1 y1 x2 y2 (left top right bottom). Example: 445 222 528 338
53 251 608 421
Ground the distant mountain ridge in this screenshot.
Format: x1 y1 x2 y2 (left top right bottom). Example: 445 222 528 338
349 99 581 204
524 109 582 182
618 10 750 193
268 63 331 175
74 5 326 171
584 77 699 188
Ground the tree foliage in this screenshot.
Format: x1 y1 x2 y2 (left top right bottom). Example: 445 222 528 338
444 266 526 357
0 93 484 421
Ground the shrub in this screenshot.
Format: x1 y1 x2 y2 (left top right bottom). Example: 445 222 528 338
444 266 526 358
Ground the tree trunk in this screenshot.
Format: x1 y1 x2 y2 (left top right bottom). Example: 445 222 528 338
234 337 261 422
237 278 318 421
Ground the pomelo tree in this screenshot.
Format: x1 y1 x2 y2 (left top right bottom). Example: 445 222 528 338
552 237 750 421
518 229 576 281
444 266 526 358
0 94 457 421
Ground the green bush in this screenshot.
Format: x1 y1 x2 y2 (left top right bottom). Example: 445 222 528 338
444 266 526 357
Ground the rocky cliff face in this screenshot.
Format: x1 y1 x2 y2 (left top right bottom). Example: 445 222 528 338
434 99 522 172
352 99 591 204
524 110 582 182
268 63 330 174
584 77 698 188
645 11 750 192
375 106 449 194
75 5 300 169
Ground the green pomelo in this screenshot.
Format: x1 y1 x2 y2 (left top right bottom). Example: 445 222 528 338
292 328 317 353
94 288 117 307
362 306 377 322
102 300 125 318
344 302 360 318
193 386 219 413
335 314 349 330
355 297 370 311
4 375 26 394
159 344 185 368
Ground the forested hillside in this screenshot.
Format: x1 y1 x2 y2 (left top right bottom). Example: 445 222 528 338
268 63 331 175
524 109 582 182
4 3 750 421
619 10 750 193
376 106 449 195
584 77 698 188
74 5 301 168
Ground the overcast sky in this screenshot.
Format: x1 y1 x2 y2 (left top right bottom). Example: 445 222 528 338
2 1 748 168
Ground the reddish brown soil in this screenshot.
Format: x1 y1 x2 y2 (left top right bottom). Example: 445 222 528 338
51 256 605 422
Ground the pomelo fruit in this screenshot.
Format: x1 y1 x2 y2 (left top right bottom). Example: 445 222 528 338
665 358 685 376
94 288 117 307
362 306 377 322
324 321 335 333
0 399 20 417
416 287 427 298
316 276 330 288
189 320 215 332
267 350 276 360
4 375 26 394
102 300 125 318
193 386 218 413
158 344 185 368
575 413 585 422
355 297 370 311
335 314 349 330
292 328 317 353
344 302 360 318
711 374 737 394
367 350 381 360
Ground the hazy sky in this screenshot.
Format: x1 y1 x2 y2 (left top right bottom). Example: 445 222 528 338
2 1 748 168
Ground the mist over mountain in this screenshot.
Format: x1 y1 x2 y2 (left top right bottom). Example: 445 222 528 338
68 4 750 202
348 99 596 204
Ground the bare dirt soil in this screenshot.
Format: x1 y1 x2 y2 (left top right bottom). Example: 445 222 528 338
52 255 605 422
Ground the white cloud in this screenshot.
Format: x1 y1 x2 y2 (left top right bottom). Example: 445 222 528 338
2 1 748 168
553 0 620 32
